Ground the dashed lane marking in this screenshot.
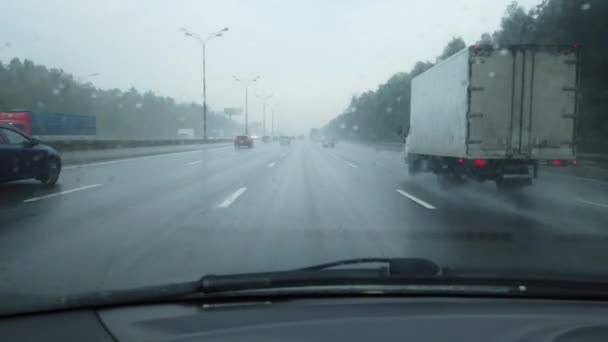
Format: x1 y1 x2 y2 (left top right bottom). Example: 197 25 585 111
396 189 437 210
218 187 248 208
23 184 103 203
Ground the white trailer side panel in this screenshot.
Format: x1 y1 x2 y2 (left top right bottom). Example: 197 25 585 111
408 49 469 157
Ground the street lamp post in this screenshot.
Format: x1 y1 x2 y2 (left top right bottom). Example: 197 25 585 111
233 76 260 135
256 93 273 137
270 103 278 138
180 27 229 140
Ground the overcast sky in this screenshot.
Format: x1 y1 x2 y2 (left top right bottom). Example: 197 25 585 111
2 0 542 133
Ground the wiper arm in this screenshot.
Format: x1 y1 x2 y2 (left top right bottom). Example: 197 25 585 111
199 257 441 293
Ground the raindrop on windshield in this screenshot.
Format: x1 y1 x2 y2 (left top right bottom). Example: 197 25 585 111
581 3 591 11
488 72 496 78
499 49 509 56
52 88 60 95
135 103 143 109
386 107 393 113
396 96 402 103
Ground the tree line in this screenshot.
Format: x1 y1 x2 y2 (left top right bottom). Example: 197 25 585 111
0 58 239 139
325 0 608 153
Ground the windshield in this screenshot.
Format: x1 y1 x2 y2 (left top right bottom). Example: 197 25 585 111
1 0 607 314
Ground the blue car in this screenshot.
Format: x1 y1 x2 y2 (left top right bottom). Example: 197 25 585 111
0 124 61 185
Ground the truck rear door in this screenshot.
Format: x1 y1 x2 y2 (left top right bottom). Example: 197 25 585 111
467 47 515 158
525 48 578 159
467 46 578 159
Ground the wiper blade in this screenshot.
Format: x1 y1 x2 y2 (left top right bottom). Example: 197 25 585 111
296 257 440 275
199 257 441 293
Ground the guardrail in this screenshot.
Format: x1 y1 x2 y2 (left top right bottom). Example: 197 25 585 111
578 153 608 162
42 138 233 152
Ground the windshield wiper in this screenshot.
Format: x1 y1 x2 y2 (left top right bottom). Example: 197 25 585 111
2 258 441 316
295 257 440 273
199 257 441 293
10 257 608 318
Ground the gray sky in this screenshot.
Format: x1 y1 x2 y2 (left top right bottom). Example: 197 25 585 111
2 0 541 133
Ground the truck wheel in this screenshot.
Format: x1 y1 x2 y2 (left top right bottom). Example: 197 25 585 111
39 157 61 186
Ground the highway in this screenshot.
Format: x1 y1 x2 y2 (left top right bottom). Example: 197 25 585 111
1 140 608 301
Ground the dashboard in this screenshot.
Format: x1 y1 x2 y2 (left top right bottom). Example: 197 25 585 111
2 297 608 341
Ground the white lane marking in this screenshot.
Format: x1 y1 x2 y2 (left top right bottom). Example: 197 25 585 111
396 189 436 210
267 162 276 168
328 152 359 169
218 187 247 208
63 145 231 170
577 199 608 209
23 184 103 203
186 160 203 166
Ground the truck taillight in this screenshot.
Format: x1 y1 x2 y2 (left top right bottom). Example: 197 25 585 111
572 160 577 165
458 158 464 164
474 159 487 167
551 160 563 166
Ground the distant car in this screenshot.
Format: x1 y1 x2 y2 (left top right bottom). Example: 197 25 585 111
322 137 336 148
279 136 291 146
234 135 254 148
0 124 61 185
262 136 271 143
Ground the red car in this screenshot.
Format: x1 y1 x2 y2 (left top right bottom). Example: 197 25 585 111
234 135 254 148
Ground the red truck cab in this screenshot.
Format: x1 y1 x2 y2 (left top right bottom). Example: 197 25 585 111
0 111 33 135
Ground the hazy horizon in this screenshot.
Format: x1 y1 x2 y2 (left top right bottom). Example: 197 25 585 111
1 0 542 133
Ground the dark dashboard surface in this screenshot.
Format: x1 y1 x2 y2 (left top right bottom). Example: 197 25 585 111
2 297 608 341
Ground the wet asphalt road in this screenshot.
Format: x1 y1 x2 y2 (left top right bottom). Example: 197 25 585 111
1 140 608 298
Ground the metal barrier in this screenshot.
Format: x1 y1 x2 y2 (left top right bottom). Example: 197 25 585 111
42 138 233 152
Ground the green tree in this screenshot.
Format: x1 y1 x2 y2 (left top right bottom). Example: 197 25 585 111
0 58 241 139
436 37 466 62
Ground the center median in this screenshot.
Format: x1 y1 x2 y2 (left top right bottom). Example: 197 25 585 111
48 139 233 165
